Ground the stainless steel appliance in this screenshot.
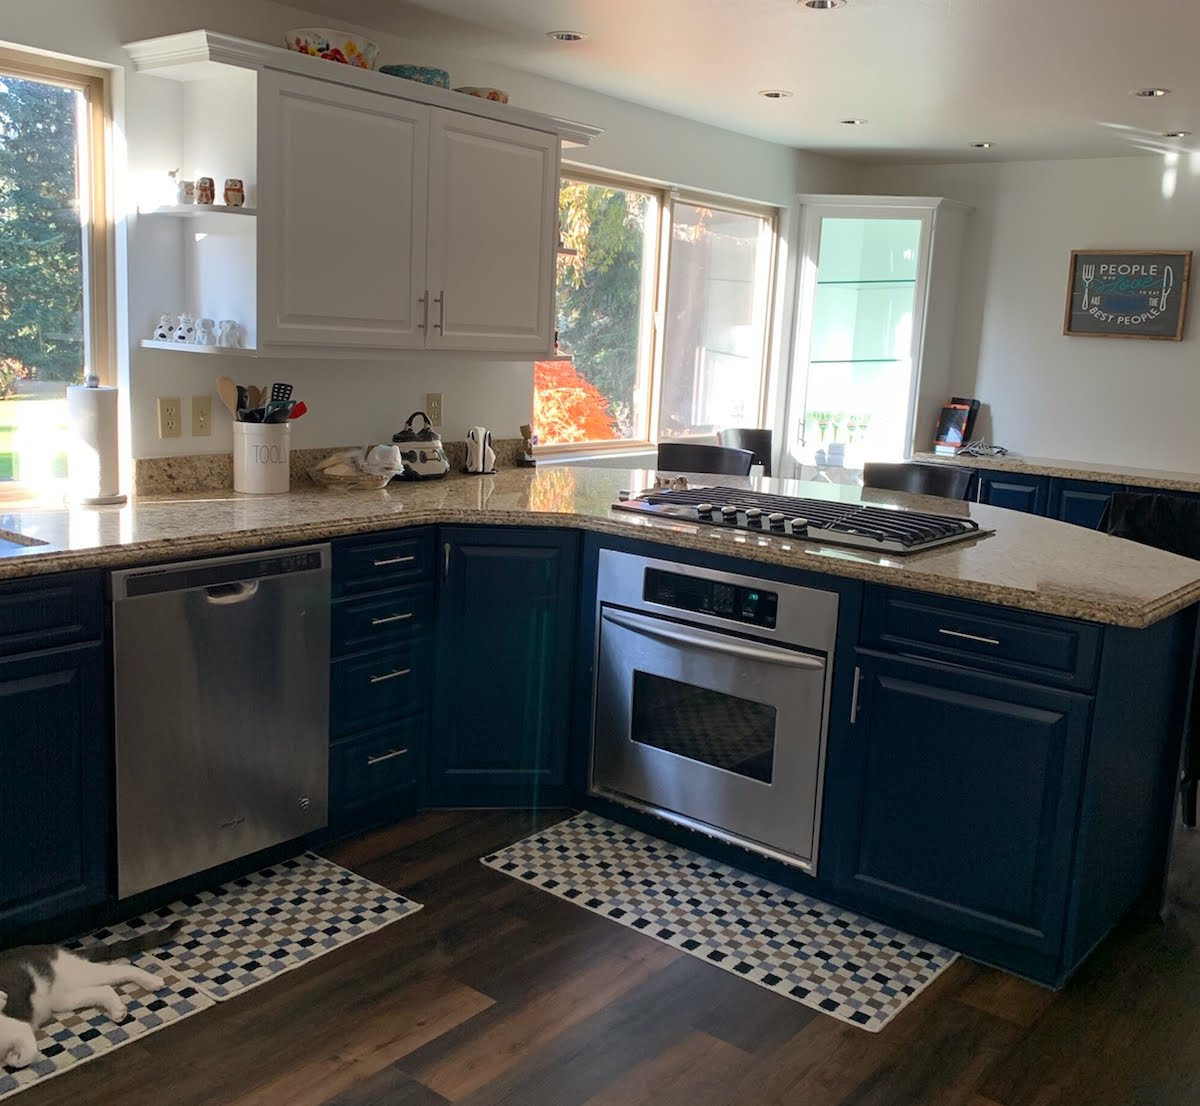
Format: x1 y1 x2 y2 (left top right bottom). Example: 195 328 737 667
590 549 838 871
111 545 331 897
613 485 986 553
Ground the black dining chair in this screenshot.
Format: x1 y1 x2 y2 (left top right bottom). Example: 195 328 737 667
717 428 774 477
657 442 755 476
862 461 973 501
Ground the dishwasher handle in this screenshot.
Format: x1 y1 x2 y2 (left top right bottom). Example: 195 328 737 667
204 580 260 605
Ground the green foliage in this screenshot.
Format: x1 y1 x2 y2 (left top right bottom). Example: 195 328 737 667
0 74 85 394
556 183 646 423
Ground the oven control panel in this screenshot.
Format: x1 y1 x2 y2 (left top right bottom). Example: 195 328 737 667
644 568 778 629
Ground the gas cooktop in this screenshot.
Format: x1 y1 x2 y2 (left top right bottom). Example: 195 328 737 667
613 485 989 554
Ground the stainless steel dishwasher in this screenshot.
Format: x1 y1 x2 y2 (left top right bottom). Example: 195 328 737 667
111 545 331 897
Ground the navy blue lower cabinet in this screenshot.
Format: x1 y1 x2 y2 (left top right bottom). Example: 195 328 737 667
1048 478 1125 530
429 527 578 807
835 649 1090 963
975 472 1049 514
0 644 108 937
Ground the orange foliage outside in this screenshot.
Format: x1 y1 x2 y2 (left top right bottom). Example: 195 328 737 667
533 359 621 445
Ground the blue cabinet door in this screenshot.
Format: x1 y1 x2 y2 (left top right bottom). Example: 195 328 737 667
429 527 578 806
975 472 1049 514
0 645 108 935
836 649 1090 956
1048 478 1124 530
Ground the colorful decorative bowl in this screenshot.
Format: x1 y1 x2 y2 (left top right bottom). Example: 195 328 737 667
379 65 451 89
285 28 380 70
454 86 510 104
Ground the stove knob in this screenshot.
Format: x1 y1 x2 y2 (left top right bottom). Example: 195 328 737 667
696 502 714 519
790 517 809 535
768 512 787 530
745 507 763 526
720 505 740 522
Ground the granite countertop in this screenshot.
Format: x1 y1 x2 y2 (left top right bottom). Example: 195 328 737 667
4 466 1200 628
913 450 1200 494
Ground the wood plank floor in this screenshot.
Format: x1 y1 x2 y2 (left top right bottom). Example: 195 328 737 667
16 809 1200 1106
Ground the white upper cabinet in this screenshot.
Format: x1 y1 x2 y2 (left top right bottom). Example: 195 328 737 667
258 71 429 350
425 112 559 353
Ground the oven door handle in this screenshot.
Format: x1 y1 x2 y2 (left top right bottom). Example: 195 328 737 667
602 608 825 670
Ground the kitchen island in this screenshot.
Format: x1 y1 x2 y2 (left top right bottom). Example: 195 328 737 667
2 466 1198 987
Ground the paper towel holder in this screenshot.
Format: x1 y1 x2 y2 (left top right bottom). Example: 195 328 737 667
67 374 127 506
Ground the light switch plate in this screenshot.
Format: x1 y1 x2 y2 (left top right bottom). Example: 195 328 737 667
157 396 182 438
191 395 213 436
426 393 443 426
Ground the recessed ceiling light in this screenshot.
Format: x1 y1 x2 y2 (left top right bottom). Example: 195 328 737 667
840 118 868 125
803 0 846 8
1164 131 1192 138
1130 87 1171 97
969 141 994 148
758 89 794 99
546 30 587 42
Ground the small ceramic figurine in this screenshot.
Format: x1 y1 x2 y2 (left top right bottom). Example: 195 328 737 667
223 178 245 207
217 320 241 348
196 177 215 204
176 179 195 204
464 426 496 475
194 317 216 346
153 313 175 341
174 313 196 342
519 423 537 467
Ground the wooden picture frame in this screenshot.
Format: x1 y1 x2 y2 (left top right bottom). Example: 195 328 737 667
1063 249 1191 340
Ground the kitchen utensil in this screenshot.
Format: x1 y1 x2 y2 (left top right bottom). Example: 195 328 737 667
264 400 297 423
379 64 450 88
236 385 249 414
270 382 294 403
246 384 262 411
215 376 239 417
453 86 509 103
392 411 451 480
288 401 308 419
286 28 380 69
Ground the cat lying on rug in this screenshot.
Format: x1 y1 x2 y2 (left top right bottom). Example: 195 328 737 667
0 920 182 1069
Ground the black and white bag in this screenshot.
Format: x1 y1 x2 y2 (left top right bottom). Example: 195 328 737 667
392 411 451 480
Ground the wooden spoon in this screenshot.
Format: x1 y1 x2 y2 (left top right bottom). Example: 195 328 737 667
215 376 239 417
246 384 262 410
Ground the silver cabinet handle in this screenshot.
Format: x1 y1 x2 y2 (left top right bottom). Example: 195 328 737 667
937 628 1001 646
850 665 862 724
443 541 451 582
371 612 413 626
373 554 415 567
433 290 445 334
417 291 429 331
367 747 409 766
369 668 411 684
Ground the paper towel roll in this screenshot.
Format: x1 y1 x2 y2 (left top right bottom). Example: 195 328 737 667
67 383 125 504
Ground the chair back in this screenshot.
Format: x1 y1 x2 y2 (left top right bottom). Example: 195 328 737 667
657 443 755 476
716 428 773 476
861 461 973 500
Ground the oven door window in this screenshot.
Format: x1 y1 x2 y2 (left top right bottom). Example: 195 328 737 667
631 670 777 783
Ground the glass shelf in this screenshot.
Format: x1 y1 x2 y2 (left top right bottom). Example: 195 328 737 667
810 358 903 365
814 279 916 286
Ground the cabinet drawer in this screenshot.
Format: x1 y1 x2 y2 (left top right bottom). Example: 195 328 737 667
863 588 1101 691
330 644 427 736
332 584 433 657
331 719 422 808
0 572 103 657
333 531 434 594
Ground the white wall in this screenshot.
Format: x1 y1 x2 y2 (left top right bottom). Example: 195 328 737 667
1 0 858 461
863 155 1200 472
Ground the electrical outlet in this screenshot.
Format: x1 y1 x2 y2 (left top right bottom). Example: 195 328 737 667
191 395 213 437
426 393 443 427
157 396 182 439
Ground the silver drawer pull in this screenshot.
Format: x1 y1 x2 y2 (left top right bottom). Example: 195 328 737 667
371 612 413 626
938 628 1001 646
372 554 415 567
367 747 409 766
369 667 411 684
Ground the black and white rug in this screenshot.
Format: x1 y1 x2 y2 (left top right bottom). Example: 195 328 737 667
0 854 421 1101
482 814 957 1032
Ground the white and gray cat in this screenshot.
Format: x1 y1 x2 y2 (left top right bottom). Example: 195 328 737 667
0 921 182 1069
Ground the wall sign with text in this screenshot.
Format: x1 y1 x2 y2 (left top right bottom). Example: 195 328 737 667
1063 249 1191 340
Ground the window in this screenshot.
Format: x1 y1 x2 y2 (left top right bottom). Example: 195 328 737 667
535 172 776 451
0 50 109 499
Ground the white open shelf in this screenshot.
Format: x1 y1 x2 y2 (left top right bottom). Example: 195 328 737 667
139 204 257 217
140 339 258 355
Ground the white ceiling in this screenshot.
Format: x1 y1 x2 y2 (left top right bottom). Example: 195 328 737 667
296 0 1200 163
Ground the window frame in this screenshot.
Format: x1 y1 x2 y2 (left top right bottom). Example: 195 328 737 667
537 167 778 457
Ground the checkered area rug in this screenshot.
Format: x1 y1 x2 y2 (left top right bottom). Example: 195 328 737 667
482 814 957 1032
1 853 421 1100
